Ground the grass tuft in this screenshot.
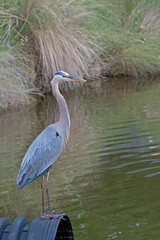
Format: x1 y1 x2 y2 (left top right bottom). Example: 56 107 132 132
0 49 38 111
90 0 160 78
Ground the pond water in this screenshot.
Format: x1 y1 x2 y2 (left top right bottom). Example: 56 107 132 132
1 78 160 239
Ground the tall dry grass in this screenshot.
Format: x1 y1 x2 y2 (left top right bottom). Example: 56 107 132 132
23 1 97 83
1 0 97 78
0 50 37 111
0 0 98 110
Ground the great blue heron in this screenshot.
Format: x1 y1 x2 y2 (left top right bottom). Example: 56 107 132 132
17 71 86 218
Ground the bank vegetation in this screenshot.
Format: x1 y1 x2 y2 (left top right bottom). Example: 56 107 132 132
1 0 160 110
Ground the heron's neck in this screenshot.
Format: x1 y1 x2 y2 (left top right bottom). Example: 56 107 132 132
52 81 70 143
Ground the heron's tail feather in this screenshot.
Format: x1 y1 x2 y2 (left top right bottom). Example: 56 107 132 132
17 164 38 189
17 171 28 189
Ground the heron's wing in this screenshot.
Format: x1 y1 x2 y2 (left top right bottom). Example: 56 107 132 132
17 124 63 188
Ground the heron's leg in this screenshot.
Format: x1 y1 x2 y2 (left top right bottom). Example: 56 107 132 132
40 171 65 220
45 170 52 214
41 176 45 214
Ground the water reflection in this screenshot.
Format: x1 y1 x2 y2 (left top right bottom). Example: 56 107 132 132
1 78 160 239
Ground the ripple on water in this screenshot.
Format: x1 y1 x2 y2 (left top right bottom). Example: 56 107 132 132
97 118 160 179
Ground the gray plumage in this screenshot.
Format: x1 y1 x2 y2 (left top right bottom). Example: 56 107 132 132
16 71 86 216
17 73 71 189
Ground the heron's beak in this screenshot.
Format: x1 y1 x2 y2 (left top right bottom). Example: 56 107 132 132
70 78 87 82
64 75 87 82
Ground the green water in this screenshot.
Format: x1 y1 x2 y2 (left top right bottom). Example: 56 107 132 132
1 79 160 239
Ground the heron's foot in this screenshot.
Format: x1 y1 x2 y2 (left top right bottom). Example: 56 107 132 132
40 213 65 220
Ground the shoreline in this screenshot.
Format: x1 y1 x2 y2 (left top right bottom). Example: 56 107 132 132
1 0 160 110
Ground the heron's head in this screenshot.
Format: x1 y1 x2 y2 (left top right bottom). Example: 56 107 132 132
50 71 87 84
42 71 86 94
